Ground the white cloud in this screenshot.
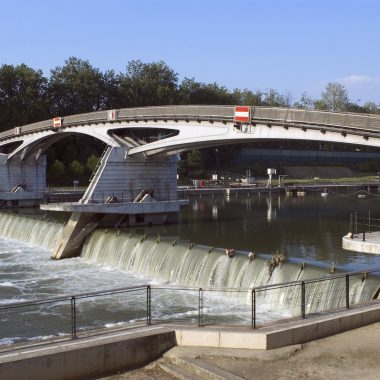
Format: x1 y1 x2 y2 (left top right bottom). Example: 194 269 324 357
338 74 380 85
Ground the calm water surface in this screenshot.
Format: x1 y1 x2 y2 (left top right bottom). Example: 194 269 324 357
134 192 380 271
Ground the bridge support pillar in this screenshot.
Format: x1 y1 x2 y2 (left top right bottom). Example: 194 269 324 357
52 212 101 259
0 153 46 207
48 147 187 259
81 147 179 204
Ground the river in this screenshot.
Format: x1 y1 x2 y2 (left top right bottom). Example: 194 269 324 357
1 191 380 344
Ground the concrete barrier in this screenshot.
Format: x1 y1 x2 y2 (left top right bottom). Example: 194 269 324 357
174 302 380 350
0 326 176 380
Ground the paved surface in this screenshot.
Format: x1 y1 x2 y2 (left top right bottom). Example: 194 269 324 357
102 321 380 379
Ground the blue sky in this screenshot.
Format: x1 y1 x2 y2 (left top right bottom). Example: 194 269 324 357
1 0 379 103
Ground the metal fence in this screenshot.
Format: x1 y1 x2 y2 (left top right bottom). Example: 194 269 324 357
349 211 380 240
1 269 379 348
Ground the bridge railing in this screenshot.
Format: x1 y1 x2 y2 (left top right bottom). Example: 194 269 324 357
252 107 380 131
349 211 380 240
0 268 379 349
3 105 380 144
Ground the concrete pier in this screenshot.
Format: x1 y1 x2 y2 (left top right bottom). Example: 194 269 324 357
45 147 188 259
342 231 380 254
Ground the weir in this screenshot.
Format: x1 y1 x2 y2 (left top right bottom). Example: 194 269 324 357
0 212 379 316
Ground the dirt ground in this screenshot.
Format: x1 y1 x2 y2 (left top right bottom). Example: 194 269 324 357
102 321 380 379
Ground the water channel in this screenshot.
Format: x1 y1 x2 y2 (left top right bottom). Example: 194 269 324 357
1 191 380 344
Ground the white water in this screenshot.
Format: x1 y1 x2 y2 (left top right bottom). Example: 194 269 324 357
0 212 379 345
81 229 380 316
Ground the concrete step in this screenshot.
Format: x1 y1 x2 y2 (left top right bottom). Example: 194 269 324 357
159 361 204 380
170 356 245 380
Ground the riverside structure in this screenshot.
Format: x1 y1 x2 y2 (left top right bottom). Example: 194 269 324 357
1 105 380 259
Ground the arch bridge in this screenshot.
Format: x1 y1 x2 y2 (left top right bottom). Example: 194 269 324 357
1 105 380 259
2 105 380 160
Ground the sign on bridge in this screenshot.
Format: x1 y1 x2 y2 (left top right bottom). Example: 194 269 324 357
107 110 117 121
53 117 62 127
234 106 251 123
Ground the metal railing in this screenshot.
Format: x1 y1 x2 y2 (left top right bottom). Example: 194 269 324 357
349 211 380 241
2 105 380 143
1 268 380 348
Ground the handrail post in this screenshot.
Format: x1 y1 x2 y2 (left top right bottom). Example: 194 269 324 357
369 210 371 233
301 282 306 319
147 285 151 325
198 288 203 327
345 274 350 309
363 230 366 241
355 212 358 234
71 296 77 339
349 213 353 233
251 288 256 329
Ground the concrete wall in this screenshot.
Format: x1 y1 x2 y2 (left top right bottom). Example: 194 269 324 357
83 147 178 203
0 328 177 380
174 302 380 350
0 154 46 193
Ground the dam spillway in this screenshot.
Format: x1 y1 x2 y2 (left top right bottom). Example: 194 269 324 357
0 211 378 323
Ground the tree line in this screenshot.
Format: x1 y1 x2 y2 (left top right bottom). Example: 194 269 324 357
1 57 379 183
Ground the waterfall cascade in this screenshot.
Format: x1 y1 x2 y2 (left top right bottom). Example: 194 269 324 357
0 213 63 251
0 212 378 316
81 229 380 314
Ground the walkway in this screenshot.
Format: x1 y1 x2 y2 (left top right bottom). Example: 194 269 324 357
111 321 380 379
3 301 380 379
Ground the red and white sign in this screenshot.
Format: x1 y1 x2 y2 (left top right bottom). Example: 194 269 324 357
53 117 62 127
234 106 251 123
107 110 117 121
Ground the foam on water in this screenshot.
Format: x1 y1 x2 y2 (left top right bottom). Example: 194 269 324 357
0 212 379 345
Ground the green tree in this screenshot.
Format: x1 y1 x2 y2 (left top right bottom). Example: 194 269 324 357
102 69 122 109
86 154 99 173
316 82 350 111
49 160 65 179
49 57 106 116
262 89 292 107
0 64 49 130
186 150 204 170
119 60 178 107
293 92 315 109
179 78 234 105
231 89 263 106
69 160 84 177
362 101 380 114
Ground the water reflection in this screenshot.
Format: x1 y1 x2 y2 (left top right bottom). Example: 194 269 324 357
133 192 380 272
212 205 218 220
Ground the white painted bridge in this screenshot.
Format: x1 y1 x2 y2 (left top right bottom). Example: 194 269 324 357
2 105 380 259
2 105 380 160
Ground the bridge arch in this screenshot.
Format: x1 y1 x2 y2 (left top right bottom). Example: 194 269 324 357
1 105 380 160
